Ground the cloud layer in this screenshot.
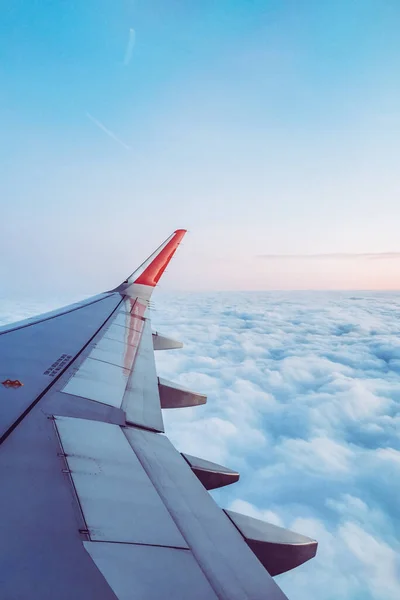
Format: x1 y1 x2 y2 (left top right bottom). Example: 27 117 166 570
2 291 399 599
152 291 400 600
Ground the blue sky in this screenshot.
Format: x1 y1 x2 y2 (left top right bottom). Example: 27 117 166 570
2 1 400 292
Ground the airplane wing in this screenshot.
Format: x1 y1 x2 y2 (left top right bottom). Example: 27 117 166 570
0 230 317 599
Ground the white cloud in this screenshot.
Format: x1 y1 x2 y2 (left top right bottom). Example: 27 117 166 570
340 522 400 600
152 290 400 600
276 436 354 475
2 291 400 599
162 414 238 464
375 447 400 466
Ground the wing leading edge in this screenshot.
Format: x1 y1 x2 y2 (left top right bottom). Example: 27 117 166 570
0 230 316 599
0 230 186 441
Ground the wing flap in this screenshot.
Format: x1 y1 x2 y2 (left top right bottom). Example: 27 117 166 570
123 428 288 600
83 542 218 600
55 416 186 547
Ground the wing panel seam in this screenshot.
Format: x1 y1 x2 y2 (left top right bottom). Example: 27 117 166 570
52 417 90 540
84 539 190 550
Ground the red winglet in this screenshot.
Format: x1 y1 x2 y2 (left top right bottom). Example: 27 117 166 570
133 229 186 287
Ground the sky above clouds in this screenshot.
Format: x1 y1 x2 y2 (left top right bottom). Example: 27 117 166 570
2 1 400 292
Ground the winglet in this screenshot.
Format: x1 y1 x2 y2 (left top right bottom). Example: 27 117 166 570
132 229 186 287
114 229 186 300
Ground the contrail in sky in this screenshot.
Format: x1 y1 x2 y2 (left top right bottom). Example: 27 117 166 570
257 252 400 260
86 112 131 151
123 28 136 66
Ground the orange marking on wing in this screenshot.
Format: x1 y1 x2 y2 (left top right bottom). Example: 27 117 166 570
134 229 186 287
2 379 24 388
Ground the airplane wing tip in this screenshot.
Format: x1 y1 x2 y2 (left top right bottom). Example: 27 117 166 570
114 229 187 298
133 229 186 286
